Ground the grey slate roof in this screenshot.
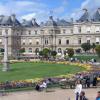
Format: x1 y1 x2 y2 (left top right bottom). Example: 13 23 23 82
93 10 100 22
78 10 90 22
45 16 57 26
0 15 21 26
56 19 72 26
22 19 40 27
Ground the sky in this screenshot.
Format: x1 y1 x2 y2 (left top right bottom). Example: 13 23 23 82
0 0 100 22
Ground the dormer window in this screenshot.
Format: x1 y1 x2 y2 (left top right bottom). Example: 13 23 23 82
28 30 31 35
35 30 37 35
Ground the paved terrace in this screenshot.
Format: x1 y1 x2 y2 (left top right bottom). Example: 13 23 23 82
0 88 99 100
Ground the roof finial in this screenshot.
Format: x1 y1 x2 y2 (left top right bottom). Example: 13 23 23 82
50 10 53 16
82 8 88 12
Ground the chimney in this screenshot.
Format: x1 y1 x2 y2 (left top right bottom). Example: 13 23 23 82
82 8 88 12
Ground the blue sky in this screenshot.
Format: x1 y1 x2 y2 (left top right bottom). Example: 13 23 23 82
0 0 100 22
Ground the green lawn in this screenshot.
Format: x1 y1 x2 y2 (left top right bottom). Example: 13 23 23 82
0 62 86 82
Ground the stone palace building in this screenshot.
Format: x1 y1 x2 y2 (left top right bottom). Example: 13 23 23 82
0 9 100 57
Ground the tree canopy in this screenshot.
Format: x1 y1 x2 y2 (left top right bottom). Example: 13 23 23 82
81 43 91 52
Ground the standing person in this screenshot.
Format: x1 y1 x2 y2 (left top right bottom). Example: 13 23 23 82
93 76 97 87
86 76 90 88
96 91 100 100
75 80 82 100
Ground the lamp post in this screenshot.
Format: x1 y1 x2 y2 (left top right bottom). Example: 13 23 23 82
2 29 10 71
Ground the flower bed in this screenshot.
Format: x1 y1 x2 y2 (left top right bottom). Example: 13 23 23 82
0 61 92 91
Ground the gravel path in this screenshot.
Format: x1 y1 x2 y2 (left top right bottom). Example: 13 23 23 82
0 88 99 100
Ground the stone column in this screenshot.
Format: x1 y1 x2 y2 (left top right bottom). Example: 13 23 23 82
2 30 10 71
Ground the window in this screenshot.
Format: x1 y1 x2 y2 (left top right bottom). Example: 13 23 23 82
36 39 39 45
41 30 44 34
63 29 66 34
58 48 62 53
45 39 48 45
29 48 32 53
0 30 2 35
58 39 61 45
78 27 81 33
0 39 2 44
29 39 32 45
28 30 31 35
35 30 37 34
87 37 90 43
22 39 25 45
78 38 81 44
87 27 90 33
95 27 99 32
35 48 39 55
70 29 73 33
96 37 99 44
66 40 69 45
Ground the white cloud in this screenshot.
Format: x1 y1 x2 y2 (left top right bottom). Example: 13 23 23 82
21 13 36 20
81 0 100 12
69 0 100 21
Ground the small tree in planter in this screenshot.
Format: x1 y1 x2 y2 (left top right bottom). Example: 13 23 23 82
67 48 74 58
42 48 51 59
51 51 57 59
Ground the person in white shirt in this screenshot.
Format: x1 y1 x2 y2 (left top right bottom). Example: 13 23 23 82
75 80 82 100
40 81 47 89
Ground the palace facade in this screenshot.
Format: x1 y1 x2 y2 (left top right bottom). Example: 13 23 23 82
0 9 100 57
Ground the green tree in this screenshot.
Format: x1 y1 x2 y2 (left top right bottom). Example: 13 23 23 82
42 48 50 58
67 48 74 58
81 43 91 52
51 51 57 58
39 51 43 56
95 45 100 58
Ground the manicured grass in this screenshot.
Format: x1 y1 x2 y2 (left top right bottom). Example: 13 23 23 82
0 62 86 82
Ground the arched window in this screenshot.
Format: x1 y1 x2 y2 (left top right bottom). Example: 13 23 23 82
35 48 39 55
58 48 62 53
